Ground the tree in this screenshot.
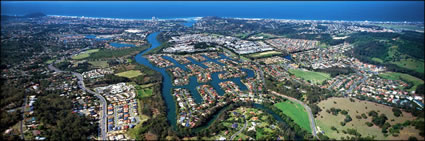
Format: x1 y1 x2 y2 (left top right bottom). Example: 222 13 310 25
392 107 402 117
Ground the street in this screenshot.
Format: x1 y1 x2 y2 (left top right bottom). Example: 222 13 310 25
48 64 108 140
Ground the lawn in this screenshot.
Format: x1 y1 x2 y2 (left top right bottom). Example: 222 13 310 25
115 70 143 78
137 88 153 98
379 72 424 91
71 49 100 60
274 101 311 132
316 97 422 140
88 60 109 68
289 69 331 85
248 51 282 58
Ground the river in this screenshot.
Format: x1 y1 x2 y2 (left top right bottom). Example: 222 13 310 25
135 32 288 133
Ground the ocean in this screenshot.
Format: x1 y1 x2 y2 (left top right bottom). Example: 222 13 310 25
1 1 424 22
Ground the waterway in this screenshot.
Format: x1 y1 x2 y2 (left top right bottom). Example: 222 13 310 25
136 32 287 132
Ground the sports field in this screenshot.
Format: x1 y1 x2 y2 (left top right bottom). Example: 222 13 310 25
379 72 424 91
248 51 282 58
274 101 311 132
289 69 331 84
71 49 100 60
115 70 143 78
316 97 422 140
88 60 109 68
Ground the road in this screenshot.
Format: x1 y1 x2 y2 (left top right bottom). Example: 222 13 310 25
327 79 341 91
347 72 368 93
20 94 27 139
230 115 247 140
269 90 319 139
48 64 107 140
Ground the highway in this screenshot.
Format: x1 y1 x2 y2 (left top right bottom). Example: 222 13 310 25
48 64 107 140
269 90 319 139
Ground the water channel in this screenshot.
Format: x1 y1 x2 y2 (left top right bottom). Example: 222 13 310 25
135 32 287 132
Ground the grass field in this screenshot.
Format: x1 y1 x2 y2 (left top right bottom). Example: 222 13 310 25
233 33 250 39
391 59 424 74
379 72 424 91
45 59 55 64
386 46 424 74
373 24 424 32
250 33 280 39
137 88 153 98
316 97 423 140
71 49 99 60
115 70 143 78
274 101 311 132
372 57 384 63
88 60 109 68
248 51 282 58
289 69 331 85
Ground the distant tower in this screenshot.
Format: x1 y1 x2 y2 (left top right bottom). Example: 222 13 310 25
152 16 157 21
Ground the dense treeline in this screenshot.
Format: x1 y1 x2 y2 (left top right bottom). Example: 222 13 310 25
314 67 355 77
87 46 149 60
346 31 424 80
129 83 174 140
33 94 97 140
397 31 424 60
265 76 334 104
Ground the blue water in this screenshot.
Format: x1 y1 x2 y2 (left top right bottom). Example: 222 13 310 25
136 32 258 129
135 32 178 128
284 55 292 61
110 42 135 48
183 20 196 27
1 1 424 22
85 35 111 40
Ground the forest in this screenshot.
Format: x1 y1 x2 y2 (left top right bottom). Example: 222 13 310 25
33 94 98 140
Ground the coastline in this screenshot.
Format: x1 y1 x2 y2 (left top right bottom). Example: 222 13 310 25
2 14 421 24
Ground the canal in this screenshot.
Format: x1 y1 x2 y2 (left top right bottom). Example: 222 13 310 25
135 32 288 132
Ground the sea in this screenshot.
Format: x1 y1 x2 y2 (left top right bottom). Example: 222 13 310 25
1 1 424 22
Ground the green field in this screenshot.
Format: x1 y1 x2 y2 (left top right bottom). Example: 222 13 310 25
115 70 143 78
289 69 331 85
251 33 280 39
45 59 55 64
233 33 250 39
386 46 424 73
88 60 109 68
391 59 424 74
319 43 329 48
248 51 282 58
134 83 154 98
373 24 424 32
371 57 384 63
71 49 100 60
379 72 424 91
274 101 311 132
